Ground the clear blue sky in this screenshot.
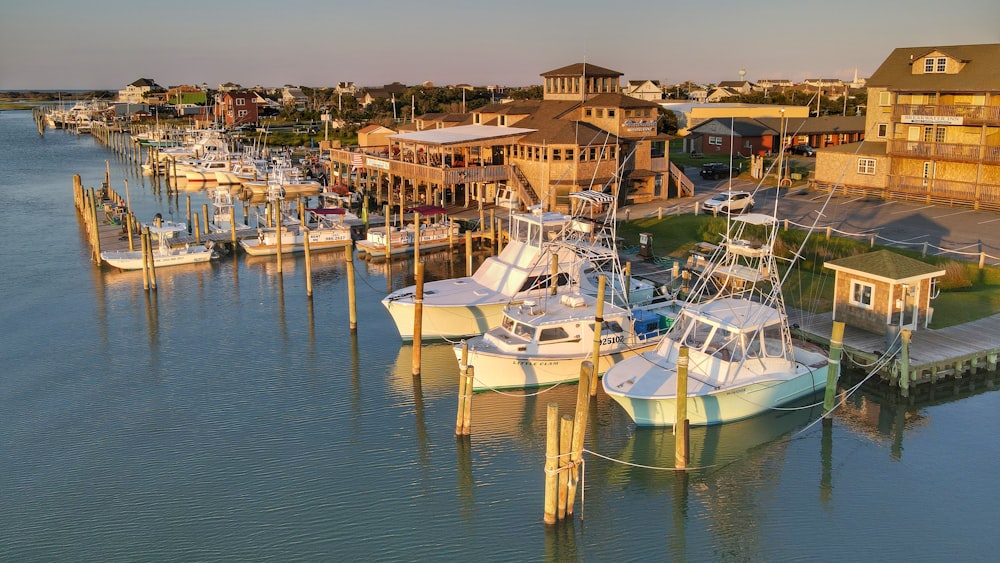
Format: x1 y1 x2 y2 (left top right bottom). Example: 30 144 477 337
2 0 997 90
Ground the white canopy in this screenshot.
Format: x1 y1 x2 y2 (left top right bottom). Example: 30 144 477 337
389 124 535 146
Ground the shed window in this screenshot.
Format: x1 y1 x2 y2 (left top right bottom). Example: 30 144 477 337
850 280 874 309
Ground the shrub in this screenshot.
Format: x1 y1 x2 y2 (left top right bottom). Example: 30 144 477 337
938 260 973 290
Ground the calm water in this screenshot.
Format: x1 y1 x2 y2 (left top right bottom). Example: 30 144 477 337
2 109 999 562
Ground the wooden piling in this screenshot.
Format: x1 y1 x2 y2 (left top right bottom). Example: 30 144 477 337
465 230 473 276
412 261 424 376
140 227 150 291
566 361 594 516
145 227 157 290
275 202 283 274
824 321 845 417
543 402 560 525
900 329 911 397
303 227 313 298
550 253 559 296
557 414 573 520
589 275 607 397
202 203 210 235
193 214 201 244
675 345 690 469
456 341 469 436
346 245 358 332
460 366 474 436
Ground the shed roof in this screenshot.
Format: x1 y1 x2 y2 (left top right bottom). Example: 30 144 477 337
824 250 945 282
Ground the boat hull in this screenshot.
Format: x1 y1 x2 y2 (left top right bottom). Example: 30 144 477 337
384 299 507 341
459 341 660 392
604 362 830 427
101 248 214 270
239 232 352 256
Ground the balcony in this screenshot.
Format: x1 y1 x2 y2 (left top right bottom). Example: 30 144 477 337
887 139 1000 164
327 147 510 186
892 103 1000 126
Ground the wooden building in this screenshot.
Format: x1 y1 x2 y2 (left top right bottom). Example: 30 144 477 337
824 250 945 333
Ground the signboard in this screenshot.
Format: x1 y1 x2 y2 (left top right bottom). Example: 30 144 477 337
365 157 390 170
901 115 963 125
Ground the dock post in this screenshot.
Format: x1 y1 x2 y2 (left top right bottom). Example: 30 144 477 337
140 227 150 291
557 414 573 520
346 245 358 332
275 203 283 274
566 360 594 517
145 227 157 291
413 211 421 264
303 228 313 298
461 366 473 436
202 203 209 235
824 321 845 417
675 345 690 469
465 230 473 276
89 187 101 263
230 207 237 246
900 329 911 397
550 253 559 296
412 261 424 376
456 341 469 436
193 214 201 244
186 197 193 234
589 275 607 397
543 402 560 525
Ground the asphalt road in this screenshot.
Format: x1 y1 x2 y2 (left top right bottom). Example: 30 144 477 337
625 172 1000 266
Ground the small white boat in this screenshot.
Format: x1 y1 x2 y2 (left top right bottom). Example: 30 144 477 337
240 166 322 199
355 205 459 258
239 208 358 256
602 213 832 427
101 222 216 270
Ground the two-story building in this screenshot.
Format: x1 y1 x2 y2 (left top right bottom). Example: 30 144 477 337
813 43 1000 211
118 78 160 104
325 63 678 213
215 91 264 127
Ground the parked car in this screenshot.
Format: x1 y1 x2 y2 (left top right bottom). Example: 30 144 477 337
701 191 755 215
786 144 815 156
699 162 740 180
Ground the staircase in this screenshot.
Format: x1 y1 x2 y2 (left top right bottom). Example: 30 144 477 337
509 164 541 208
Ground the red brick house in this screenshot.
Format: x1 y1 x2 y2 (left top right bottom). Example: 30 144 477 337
217 91 262 127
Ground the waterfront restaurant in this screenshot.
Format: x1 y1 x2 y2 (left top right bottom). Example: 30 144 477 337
324 63 680 213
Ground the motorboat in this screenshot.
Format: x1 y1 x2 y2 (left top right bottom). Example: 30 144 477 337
239 207 358 256
602 212 832 426
355 205 459 258
457 190 682 391
101 221 216 270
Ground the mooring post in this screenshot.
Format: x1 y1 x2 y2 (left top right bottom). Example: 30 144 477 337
346 245 358 332
675 345 690 469
303 227 313 298
412 261 424 377
824 321 845 417
543 402 559 525
465 230 473 277
461 366 474 436
900 329 911 397
275 202 283 274
456 341 469 436
589 275 607 397
566 361 594 517
186 196 193 234
140 227 150 291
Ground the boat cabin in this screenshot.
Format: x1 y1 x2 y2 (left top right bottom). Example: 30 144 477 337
824 250 945 332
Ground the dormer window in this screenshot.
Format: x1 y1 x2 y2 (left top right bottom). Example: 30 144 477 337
924 57 947 73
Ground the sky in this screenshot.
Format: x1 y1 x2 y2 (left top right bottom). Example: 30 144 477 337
2 0 997 91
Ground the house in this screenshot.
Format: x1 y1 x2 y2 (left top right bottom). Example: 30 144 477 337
716 80 755 95
118 78 160 104
705 87 742 103
357 124 397 148
812 43 1000 211
824 250 944 333
360 82 407 108
623 80 663 102
216 91 264 126
687 115 867 158
281 86 308 110
164 84 207 106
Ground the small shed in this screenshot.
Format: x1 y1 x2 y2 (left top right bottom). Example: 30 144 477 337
824 250 945 333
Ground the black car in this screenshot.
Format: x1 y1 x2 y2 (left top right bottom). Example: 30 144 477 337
699 162 739 180
786 144 815 156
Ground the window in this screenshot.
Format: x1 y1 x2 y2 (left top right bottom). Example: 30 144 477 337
850 280 875 309
584 108 592 117
608 109 615 118
552 149 562 161
708 136 722 146
237 109 247 117
877 123 888 138
924 57 947 73
565 149 574 160
858 158 876 175
879 91 892 106
236 98 245 106
539 326 570 342
923 126 934 142
935 126 946 143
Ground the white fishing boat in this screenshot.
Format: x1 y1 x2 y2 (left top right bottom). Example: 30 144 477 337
355 205 460 258
240 165 322 199
239 207 358 256
457 190 681 391
381 205 581 341
602 212 832 427
101 222 216 270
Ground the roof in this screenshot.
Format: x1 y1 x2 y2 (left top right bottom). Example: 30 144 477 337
517 120 615 146
389 124 535 146
866 43 1000 91
584 93 660 109
541 63 622 78
825 250 945 282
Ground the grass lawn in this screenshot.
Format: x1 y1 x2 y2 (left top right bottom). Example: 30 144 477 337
618 213 1000 328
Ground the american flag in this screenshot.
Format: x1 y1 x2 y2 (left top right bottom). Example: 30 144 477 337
351 153 363 170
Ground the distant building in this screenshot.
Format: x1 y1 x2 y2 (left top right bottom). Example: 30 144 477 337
216 91 264 126
165 85 207 106
623 80 663 102
118 78 160 104
281 86 308 110
813 43 1000 211
687 115 866 157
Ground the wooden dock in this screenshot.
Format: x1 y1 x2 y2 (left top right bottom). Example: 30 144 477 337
789 306 1000 395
